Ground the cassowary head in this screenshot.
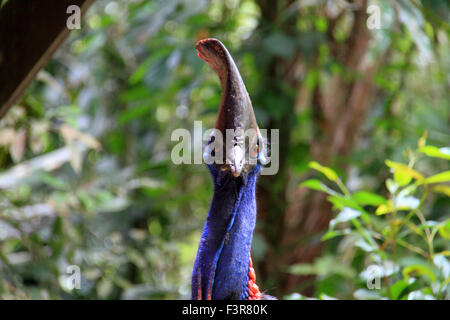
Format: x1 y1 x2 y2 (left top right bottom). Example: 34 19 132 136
196 38 266 178
192 39 274 300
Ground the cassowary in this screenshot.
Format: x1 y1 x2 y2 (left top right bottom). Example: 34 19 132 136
192 39 275 300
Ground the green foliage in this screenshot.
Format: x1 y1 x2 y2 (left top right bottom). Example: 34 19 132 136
0 0 449 300
298 137 449 300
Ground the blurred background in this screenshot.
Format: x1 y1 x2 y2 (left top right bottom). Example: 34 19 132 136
0 0 449 299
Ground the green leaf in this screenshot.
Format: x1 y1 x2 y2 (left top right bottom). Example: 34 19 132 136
300 179 326 192
419 146 450 160
394 170 412 186
327 195 365 212
287 263 316 275
432 185 450 197
327 195 371 224
438 219 450 240
300 180 338 196
38 172 68 190
353 191 387 206
423 170 450 184
77 190 96 211
321 229 351 241
402 264 436 283
385 160 424 185
437 250 450 257
308 161 339 182
390 279 411 300
376 201 394 215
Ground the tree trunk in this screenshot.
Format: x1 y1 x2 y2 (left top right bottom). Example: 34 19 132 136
254 0 390 296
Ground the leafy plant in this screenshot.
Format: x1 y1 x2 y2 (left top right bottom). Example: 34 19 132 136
295 134 449 300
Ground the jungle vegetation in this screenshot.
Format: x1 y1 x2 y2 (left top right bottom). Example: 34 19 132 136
0 0 448 299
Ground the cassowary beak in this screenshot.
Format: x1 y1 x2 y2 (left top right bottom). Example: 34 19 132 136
196 38 262 177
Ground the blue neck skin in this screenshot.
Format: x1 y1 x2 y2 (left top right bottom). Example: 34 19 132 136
192 163 261 300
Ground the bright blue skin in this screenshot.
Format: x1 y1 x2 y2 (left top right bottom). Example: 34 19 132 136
192 163 261 300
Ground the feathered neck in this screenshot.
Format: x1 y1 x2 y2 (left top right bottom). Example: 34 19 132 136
192 164 261 300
